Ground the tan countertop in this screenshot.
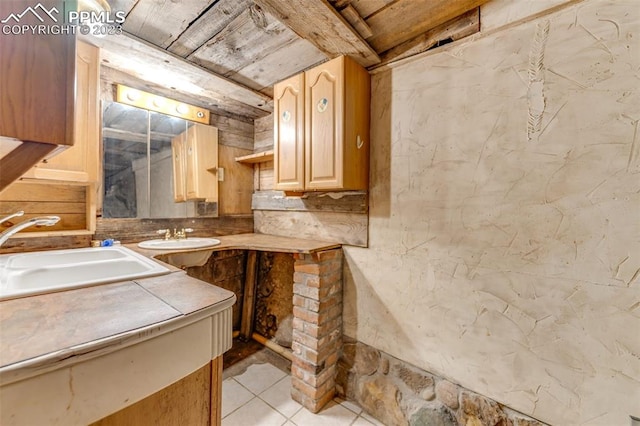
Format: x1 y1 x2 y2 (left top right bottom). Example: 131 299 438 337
0 233 341 381
130 233 342 257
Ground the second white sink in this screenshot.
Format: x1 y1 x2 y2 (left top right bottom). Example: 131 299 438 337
137 238 221 250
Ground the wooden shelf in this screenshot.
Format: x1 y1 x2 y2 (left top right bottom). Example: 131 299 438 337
235 150 274 164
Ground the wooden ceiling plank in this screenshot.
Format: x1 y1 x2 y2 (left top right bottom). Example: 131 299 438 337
107 0 139 16
376 8 480 67
167 0 252 58
187 8 300 78
350 0 396 20
83 33 273 117
365 0 490 53
122 0 211 49
340 4 373 39
227 37 327 92
253 0 380 67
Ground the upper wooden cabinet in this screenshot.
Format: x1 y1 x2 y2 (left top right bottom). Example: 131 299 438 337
172 125 219 202
22 41 100 182
273 56 370 192
273 74 305 192
0 0 75 146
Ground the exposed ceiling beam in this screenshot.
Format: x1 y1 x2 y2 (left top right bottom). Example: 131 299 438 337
375 8 480 68
253 0 380 68
81 32 273 118
365 0 491 53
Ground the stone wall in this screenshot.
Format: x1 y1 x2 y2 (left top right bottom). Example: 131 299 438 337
337 339 546 426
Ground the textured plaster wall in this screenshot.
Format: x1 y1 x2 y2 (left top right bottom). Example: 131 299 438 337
342 1 640 425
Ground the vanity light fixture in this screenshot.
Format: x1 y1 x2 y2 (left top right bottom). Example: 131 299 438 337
116 84 210 125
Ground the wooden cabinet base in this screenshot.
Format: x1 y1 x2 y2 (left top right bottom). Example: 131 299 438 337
91 357 223 426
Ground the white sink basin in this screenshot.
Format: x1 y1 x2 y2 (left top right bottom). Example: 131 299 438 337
0 246 170 301
137 238 221 250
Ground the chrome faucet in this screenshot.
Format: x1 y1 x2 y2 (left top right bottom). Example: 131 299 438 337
0 215 61 247
0 210 25 225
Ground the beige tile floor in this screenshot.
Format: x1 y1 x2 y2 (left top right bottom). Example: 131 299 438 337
222 358 384 426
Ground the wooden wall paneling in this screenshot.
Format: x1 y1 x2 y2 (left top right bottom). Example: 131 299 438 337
219 145 254 215
94 216 253 244
0 234 92 254
254 0 380 67
168 0 252 57
259 162 275 191
365 0 490 53
0 181 91 234
252 190 367 213
254 113 274 152
210 115 254 150
376 8 480 66
254 210 368 247
254 164 262 191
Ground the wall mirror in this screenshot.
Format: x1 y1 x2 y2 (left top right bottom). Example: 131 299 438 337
102 101 218 219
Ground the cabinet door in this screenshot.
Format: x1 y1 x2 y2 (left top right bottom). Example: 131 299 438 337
305 57 344 190
23 41 100 182
172 137 186 202
274 74 305 191
0 0 75 146
185 125 218 202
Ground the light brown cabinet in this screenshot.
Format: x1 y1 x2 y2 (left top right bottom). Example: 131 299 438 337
22 41 101 183
273 74 305 191
172 125 219 202
0 0 77 190
273 55 370 192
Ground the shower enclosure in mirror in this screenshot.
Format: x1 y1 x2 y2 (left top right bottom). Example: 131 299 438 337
102 101 218 219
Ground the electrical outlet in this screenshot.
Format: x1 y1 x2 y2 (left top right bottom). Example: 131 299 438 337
218 167 224 181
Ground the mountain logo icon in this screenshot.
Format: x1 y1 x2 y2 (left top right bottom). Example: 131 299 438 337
1 3 59 24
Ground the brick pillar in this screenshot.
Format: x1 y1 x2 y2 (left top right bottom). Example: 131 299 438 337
291 248 343 413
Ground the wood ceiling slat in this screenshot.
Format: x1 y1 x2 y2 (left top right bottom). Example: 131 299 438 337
376 8 480 67
107 0 138 16
365 0 490 53
123 0 212 49
349 0 396 20
187 8 299 77
254 0 380 67
227 37 327 93
84 33 273 118
168 0 252 58
340 4 373 39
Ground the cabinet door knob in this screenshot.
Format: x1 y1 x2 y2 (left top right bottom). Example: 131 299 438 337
356 135 364 149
